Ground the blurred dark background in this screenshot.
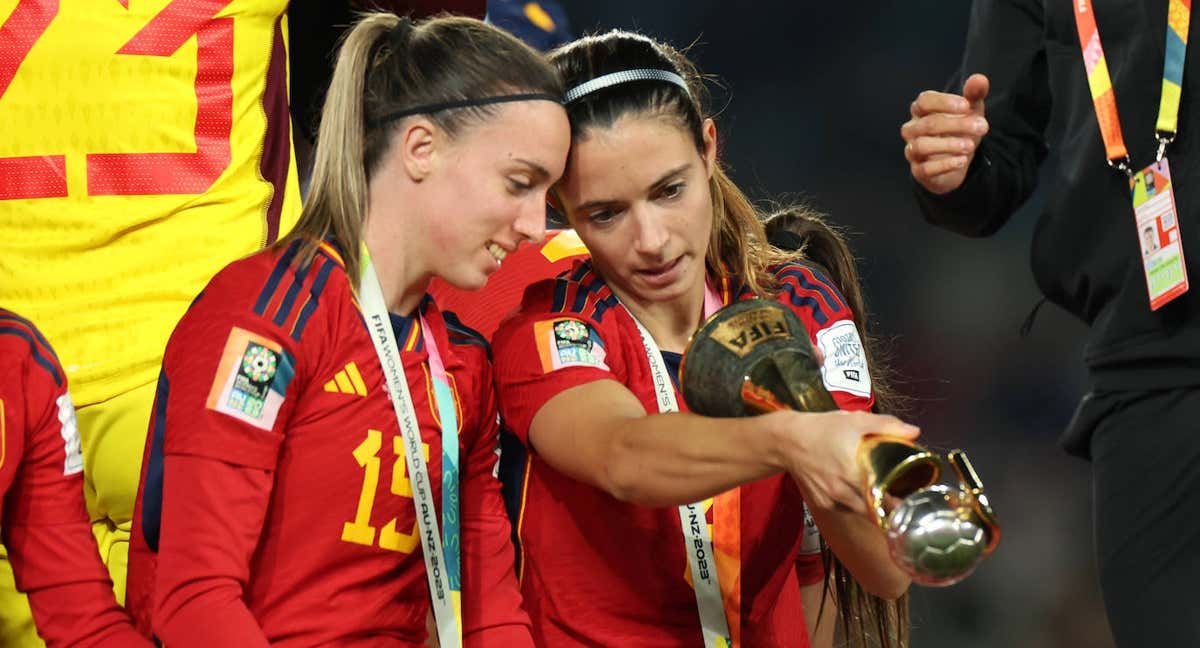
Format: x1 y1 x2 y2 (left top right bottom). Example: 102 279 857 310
293 2 1111 645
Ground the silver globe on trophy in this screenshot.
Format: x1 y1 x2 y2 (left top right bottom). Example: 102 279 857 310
680 299 1000 586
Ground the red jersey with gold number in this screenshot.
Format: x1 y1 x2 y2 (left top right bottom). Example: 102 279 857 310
0 309 147 647
493 259 874 647
0 0 300 406
125 241 530 646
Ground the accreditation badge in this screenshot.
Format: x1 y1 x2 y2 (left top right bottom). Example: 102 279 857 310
1130 158 1189 310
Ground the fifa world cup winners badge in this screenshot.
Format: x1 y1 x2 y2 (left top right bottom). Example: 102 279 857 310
1131 158 1189 310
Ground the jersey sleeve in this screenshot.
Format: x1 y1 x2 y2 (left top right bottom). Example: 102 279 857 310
1 317 148 647
146 267 314 645
428 229 588 340
158 289 306 470
492 286 621 447
774 263 874 413
458 356 534 647
912 0 1050 238
152 455 273 647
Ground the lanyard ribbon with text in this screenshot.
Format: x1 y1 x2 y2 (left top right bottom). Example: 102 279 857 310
359 249 462 648
1073 0 1192 309
629 277 741 648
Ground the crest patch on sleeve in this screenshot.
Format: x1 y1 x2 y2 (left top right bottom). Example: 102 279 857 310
206 327 296 430
815 320 871 398
534 318 609 373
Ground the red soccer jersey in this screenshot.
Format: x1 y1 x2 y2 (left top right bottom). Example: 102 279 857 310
492 260 873 647
429 229 590 339
125 241 530 647
0 310 147 647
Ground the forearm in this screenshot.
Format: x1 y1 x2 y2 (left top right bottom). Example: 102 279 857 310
154 454 272 647
809 506 909 600
913 135 1042 238
528 385 913 512
157 583 269 648
916 0 1048 236
800 579 835 648
4 419 148 646
28 581 149 647
599 411 787 507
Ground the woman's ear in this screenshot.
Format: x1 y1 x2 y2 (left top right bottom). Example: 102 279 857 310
397 118 439 182
701 118 718 179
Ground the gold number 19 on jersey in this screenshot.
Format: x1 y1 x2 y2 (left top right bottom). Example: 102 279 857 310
342 428 429 554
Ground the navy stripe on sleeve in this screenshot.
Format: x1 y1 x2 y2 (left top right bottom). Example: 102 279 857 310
253 240 302 316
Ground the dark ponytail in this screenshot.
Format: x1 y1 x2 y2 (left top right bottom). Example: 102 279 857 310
764 205 909 648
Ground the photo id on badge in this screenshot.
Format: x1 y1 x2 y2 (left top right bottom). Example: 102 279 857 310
1130 158 1188 310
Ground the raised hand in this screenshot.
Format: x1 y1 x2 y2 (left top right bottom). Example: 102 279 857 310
901 73 990 195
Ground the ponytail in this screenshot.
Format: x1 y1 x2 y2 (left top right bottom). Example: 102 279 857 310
289 13 400 283
764 205 910 648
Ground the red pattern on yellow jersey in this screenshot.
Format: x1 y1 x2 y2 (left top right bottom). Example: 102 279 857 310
0 0 300 405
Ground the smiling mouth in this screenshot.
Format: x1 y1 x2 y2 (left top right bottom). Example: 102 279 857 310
487 242 508 265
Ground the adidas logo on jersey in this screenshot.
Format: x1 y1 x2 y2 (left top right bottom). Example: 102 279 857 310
324 362 367 396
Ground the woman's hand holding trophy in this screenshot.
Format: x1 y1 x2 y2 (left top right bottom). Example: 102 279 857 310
680 299 1000 586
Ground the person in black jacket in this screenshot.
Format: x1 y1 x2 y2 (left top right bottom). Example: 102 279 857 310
900 1 1199 646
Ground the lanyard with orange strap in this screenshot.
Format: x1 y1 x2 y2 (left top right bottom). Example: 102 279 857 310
1073 0 1192 310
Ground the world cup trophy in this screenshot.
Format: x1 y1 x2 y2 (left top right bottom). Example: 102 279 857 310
679 299 1000 586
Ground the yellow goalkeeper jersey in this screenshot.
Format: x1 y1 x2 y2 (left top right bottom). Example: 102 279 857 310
0 0 301 406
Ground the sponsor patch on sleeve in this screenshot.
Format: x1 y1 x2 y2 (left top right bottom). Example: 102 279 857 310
534 318 609 373
206 327 296 431
815 319 871 398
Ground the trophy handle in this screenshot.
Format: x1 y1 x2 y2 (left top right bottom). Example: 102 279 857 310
738 349 839 415
948 449 1002 554
857 436 941 529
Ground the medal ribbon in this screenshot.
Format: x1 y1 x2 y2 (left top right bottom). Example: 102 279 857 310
359 248 462 647
629 275 741 648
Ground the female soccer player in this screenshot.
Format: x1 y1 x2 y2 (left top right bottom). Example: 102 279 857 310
492 30 913 647
0 309 148 647
125 13 568 647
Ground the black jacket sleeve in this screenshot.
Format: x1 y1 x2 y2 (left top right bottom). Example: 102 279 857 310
915 0 1053 238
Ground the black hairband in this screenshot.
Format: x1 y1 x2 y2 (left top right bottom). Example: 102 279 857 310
367 93 562 129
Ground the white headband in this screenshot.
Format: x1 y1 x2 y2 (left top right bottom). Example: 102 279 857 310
564 68 691 104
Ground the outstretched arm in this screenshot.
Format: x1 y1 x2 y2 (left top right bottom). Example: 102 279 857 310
528 380 917 513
